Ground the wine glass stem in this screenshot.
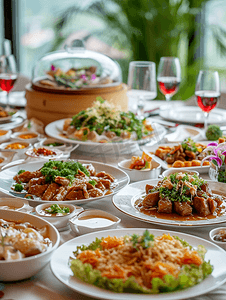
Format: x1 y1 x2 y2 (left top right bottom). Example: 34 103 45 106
165 94 171 102
6 92 10 111
204 112 209 132
137 97 145 119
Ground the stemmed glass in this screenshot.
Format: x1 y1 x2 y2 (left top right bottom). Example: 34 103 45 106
127 61 157 119
0 54 17 110
157 57 181 102
195 70 220 132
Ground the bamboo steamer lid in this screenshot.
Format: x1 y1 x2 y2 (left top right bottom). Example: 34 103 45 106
25 83 128 126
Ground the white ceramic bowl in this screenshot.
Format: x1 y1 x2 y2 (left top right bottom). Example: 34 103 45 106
35 203 84 230
162 168 199 178
0 198 28 211
41 137 67 150
69 209 121 235
0 210 60 281
25 146 64 159
0 140 31 157
209 227 226 250
0 129 11 143
118 158 161 182
11 131 40 144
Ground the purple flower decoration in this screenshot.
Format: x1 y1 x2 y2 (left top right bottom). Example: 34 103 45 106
51 65 56 71
80 75 87 81
207 142 218 147
91 74 96 81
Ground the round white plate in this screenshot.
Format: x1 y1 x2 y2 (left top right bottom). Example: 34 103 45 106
0 110 19 123
160 106 226 124
113 179 226 227
45 119 167 154
0 160 130 206
0 116 26 130
50 228 226 300
143 142 210 173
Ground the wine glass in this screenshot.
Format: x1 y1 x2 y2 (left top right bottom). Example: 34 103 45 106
157 57 181 102
127 61 157 119
195 70 220 132
0 54 17 110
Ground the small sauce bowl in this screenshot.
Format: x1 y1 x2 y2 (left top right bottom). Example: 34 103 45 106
0 129 11 142
0 198 28 211
35 203 83 231
0 140 31 158
209 227 226 250
162 168 199 178
11 131 40 144
118 159 161 182
69 209 121 235
25 146 63 159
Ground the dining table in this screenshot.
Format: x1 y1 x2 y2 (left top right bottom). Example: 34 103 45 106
1 101 226 300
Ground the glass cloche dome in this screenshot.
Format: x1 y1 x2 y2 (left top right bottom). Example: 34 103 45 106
32 39 122 92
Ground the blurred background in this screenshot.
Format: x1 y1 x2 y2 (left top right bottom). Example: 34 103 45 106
1 0 226 100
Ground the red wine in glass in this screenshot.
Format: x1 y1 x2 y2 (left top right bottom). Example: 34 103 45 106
0 73 17 92
157 77 180 96
195 90 220 113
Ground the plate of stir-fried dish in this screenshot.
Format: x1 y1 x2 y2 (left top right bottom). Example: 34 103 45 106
113 172 226 227
0 159 129 205
50 228 226 300
45 98 167 153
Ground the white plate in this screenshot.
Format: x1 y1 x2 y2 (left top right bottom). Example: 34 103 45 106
50 228 226 300
143 142 210 173
0 116 26 130
45 119 167 154
0 160 130 206
160 106 226 124
113 179 226 227
0 110 19 123
164 125 203 143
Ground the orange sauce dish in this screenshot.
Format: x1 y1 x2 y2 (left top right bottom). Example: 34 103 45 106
5 143 27 150
0 130 8 136
18 133 38 139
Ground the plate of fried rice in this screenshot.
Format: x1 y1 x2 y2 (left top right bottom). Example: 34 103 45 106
50 228 226 300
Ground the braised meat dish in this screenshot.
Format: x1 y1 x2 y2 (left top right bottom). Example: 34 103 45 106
137 172 224 217
12 160 116 201
154 138 209 168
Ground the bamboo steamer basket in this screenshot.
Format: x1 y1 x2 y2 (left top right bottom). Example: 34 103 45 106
25 83 128 126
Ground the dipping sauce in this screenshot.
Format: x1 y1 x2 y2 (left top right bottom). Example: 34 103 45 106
76 215 115 228
18 133 38 139
5 143 27 150
213 229 226 242
0 130 8 136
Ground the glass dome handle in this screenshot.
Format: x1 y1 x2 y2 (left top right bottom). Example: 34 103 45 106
64 39 86 53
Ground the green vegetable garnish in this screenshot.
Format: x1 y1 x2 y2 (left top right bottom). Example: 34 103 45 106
45 204 70 215
131 230 154 250
88 180 97 186
45 142 64 147
182 137 197 152
14 183 24 192
40 160 90 183
70 98 152 141
18 170 25 175
206 125 222 141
